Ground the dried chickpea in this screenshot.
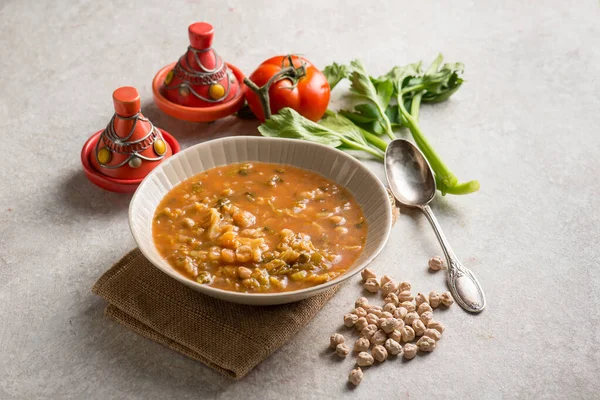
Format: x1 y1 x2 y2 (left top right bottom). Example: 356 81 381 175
366 313 380 326
361 268 376 282
384 293 399 306
427 320 446 334
372 345 388 362
383 303 396 313
348 367 364 386
398 290 414 302
353 307 367 318
354 337 370 353
365 305 382 315
415 292 429 307
423 328 442 341
403 343 418 360
412 319 426 336
344 313 359 328
355 297 369 309
371 329 388 346
404 312 420 326
389 330 402 343
440 291 455 307
400 326 416 342
361 324 378 339
354 317 368 332
393 307 408 320
330 333 345 349
416 336 436 352
356 351 374 367
237 266 252 279
380 311 393 319
429 291 441 308
400 301 416 312
428 256 445 271
399 281 411 292
417 302 433 315
384 338 403 356
336 343 351 357
380 318 400 334
420 311 434 326
381 281 398 296
363 278 379 293
380 275 394 286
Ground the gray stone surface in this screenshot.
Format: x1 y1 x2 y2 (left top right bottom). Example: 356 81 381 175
1 0 599 398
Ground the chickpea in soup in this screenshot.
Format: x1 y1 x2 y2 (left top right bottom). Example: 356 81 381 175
152 162 368 293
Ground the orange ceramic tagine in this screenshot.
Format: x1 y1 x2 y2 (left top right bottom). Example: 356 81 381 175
152 22 246 122
81 86 180 193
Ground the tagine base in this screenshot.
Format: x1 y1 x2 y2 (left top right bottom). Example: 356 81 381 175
152 62 246 123
81 129 181 193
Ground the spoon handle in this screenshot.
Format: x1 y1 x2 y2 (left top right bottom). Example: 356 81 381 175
420 205 486 313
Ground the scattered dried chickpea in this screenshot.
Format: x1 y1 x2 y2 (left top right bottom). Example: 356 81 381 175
429 291 441 308
380 311 393 319
428 256 445 271
399 281 411 292
372 345 388 362
366 313 379 326
403 343 418 360
361 268 376 282
412 319 426 336
348 367 364 386
380 275 394 286
417 302 433 315
416 336 436 352
423 328 442 341
365 305 382 316
440 291 455 307
381 281 398 296
353 307 367 318
404 312 420 326
400 326 416 342
420 311 434 326
361 324 378 339
384 293 399 306
383 303 397 313
393 307 408 320
344 313 359 327
355 297 369 309
398 290 414 302
370 329 387 346
389 330 402 343
356 351 374 367
384 338 403 356
330 333 345 349
336 343 351 357
427 320 445 334
355 317 368 332
380 318 400 334
363 278 380 293
400 301 416 312
354 337 370 353
415 292 429 307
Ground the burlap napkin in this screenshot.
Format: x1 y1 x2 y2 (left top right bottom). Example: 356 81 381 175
92 249 339 379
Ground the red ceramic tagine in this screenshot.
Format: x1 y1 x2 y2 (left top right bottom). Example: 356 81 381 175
81 86 180 193
152 22 246 122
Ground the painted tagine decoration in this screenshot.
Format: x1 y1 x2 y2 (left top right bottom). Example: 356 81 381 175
162 22 240 108
90 86 174 180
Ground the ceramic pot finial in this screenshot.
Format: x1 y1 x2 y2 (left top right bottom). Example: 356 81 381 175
188 22 214 50
113 86 141 117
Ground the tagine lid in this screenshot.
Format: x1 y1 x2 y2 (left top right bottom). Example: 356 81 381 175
81 86 180 192
152 22 245 122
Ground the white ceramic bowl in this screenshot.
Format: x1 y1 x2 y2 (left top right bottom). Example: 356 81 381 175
129 137 392 305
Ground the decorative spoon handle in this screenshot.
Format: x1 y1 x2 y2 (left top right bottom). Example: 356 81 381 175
420 205 486 313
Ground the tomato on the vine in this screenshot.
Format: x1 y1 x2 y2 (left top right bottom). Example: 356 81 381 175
243 55 330 122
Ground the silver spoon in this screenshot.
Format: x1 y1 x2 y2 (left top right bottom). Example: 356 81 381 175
385 139 486 313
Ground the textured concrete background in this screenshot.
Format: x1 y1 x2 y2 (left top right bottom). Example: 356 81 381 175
1 0 599 398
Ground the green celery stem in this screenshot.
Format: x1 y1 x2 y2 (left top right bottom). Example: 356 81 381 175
363 131 388 152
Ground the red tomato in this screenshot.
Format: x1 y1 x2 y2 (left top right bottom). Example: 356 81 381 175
244 55 330 122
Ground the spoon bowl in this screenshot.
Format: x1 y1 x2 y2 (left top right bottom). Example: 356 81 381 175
385 139 486 313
